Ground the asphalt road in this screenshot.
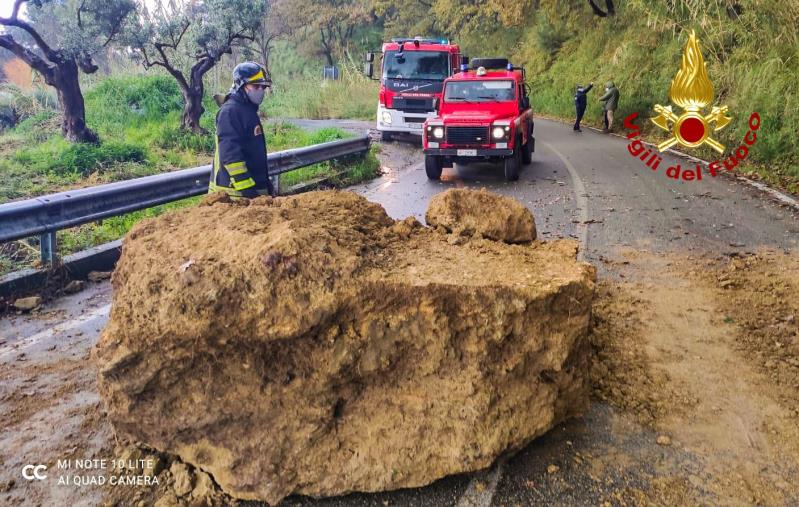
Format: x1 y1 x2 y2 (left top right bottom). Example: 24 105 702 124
2 117 798 506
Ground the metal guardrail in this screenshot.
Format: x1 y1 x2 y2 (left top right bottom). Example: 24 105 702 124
0 135 370 263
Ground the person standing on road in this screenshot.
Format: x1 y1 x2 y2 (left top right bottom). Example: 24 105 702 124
573 82 593 132
598 81 620 133
208 62 274 198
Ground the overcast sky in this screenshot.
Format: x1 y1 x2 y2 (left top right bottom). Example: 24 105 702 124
0 0 27 19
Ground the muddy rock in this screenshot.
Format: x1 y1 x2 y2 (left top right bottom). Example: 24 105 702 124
425 188 536 243
145 454 166 478
64 280 86 294
88 271 112 282
170 462 194 497
153 492 180 507
191 470 217 500
13 296 41 311
94 190 595 505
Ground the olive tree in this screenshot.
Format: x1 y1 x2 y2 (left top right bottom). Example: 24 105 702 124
0 0 136 142
127 0 267 133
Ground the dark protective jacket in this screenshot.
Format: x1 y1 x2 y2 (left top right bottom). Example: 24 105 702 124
574 83 593 110
209 90 269 198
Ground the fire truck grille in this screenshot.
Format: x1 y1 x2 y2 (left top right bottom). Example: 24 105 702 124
392 97 434 112
445 126 489 145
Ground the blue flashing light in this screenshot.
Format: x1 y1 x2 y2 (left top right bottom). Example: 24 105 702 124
441 39 447 44
507 63 514 71
460 64 468 72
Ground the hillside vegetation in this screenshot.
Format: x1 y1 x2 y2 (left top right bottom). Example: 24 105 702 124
508 0 797 187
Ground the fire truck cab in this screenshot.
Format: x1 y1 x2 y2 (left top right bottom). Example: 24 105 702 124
364 38 462 141
422 58 534 181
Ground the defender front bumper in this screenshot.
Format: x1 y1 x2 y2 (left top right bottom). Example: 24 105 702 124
423 148 514 157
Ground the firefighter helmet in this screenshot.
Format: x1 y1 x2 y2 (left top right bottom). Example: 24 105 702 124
232 62 270 90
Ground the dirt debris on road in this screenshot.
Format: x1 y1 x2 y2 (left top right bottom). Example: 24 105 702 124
588 248 799 505
94 189 596 505
696 250 799 396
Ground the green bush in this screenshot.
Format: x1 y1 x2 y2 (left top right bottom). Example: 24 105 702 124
13 139 148 175
536 19 570 53
0 84 58 130
309 127 348 144
155 123 215 153
85 75 183 129
14 110 59 136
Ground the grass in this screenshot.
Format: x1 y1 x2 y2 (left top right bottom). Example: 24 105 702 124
0 74 380 276
281 146 382 191
265 67 378 121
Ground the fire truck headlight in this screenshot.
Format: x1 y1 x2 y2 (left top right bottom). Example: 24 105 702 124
432 127 444 139
492 126 508 139
381 111 392 125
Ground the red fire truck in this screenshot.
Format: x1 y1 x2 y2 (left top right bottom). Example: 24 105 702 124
364 38 463 141
422 58 534 181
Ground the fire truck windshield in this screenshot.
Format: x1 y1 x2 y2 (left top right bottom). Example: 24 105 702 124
383 51 450 81
444 80 516 102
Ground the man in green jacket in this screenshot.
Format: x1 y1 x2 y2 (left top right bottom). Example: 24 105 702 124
598 81 620 133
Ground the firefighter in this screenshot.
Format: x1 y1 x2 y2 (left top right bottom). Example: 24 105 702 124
209 62 274 198
573 81 593 132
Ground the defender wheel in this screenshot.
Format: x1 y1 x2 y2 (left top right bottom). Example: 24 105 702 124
504 140 521 181
521 130 533 165
380 131 393 142
425 155 443 180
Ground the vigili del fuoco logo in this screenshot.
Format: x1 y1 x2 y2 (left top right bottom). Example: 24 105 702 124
623 30 762 181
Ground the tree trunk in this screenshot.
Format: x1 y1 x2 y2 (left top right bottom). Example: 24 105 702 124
50 61 99 143
320 28 335 67
322 49 335 67
259 41 271 78
181 86 206 133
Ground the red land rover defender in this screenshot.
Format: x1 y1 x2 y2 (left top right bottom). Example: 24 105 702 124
422 58 534 181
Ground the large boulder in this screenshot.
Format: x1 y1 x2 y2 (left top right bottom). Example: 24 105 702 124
425 188 536 243
94 189 595 505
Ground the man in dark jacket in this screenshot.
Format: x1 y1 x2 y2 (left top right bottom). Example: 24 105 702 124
573 82 593 132
209 62 274 198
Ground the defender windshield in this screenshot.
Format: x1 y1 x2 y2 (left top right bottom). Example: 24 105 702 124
383 51 450 80
444 80 516 102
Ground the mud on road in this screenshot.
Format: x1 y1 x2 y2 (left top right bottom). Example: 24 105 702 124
2 122 799 506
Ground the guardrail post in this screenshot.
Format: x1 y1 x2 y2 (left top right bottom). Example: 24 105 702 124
39 231 57 264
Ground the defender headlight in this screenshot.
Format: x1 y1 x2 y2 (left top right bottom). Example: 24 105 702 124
492 126 510 139
381 111 392 124
432 126 444 139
